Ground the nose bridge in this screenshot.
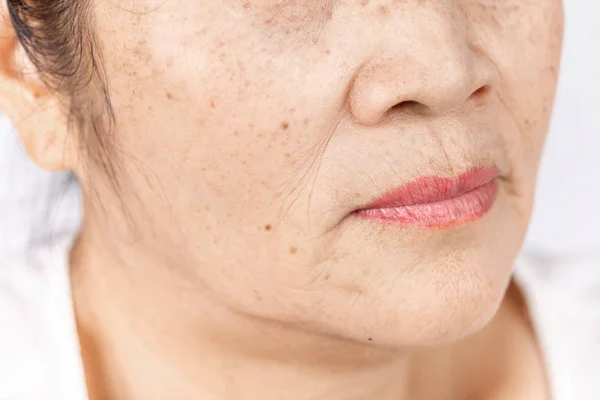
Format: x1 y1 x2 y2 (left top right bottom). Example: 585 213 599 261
348 2 496 125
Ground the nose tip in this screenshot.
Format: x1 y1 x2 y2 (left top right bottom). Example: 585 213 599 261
348 49 498 126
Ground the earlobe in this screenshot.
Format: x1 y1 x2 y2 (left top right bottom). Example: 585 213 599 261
0 11 75 172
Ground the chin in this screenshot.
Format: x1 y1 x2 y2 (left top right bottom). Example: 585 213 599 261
304 201 524 349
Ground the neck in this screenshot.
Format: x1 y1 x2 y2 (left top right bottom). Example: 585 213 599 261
70 232 417 400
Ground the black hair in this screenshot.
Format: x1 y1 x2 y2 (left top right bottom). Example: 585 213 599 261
6 0 120 185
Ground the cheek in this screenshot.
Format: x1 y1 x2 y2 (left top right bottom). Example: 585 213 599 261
478 4 563 170
99 31 329 245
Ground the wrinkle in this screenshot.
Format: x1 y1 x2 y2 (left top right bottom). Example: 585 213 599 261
271 115 341 233
103 0 168 15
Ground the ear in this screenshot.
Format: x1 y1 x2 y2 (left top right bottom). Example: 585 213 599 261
0 8 75 172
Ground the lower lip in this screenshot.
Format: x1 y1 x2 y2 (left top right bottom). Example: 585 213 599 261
355 180 498 228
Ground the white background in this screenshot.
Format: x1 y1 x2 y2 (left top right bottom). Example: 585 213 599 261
526 0 600 253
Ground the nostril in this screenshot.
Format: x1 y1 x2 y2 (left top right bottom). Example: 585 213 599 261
471 85 491 103
389 100 425 114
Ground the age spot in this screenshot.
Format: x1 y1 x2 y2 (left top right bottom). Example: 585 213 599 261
378 5 390 18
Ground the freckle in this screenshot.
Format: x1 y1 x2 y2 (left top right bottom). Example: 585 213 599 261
253 290 263 301
284 153 291 158
201 167 207 171
289 246 297 255
290 108 296 113
204 205 211 211
166 92 174 100
378 5 390 17
264 224 272 231
243 1 251 9
324 49 331 55
281 121 289 130
303 118 308 126
323 272 331 280
257 133 264 138
360 0 369 5
213 239 219 244
210 99 216 108
233 131 239 137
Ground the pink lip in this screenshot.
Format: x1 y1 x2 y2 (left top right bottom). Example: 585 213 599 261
355 168 499 228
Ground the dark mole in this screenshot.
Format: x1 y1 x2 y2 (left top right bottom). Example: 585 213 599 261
289 246 297 255
166 92 174 100
368 338 373 341
281 121 290 130
264 224 273 231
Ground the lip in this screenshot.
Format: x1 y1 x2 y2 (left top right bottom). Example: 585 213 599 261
354 168 499 228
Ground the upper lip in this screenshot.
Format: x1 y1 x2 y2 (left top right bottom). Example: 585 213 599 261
358 167 499 210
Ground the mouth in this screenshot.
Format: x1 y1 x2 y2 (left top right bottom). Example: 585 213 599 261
354 168 499 228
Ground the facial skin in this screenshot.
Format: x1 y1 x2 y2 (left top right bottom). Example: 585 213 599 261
0 0 563 399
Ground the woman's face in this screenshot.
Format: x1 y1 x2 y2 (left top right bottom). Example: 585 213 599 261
79 0 563 346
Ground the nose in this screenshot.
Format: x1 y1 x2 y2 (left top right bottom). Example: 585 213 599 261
348 5 498 125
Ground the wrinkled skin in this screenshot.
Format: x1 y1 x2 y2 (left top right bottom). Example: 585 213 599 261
82 0 562 344
1 0 563 399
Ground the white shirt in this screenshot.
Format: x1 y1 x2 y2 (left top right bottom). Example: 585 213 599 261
0 236 87 400
1 236 599 399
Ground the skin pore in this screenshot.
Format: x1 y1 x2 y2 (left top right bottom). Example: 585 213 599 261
0 0 563 399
